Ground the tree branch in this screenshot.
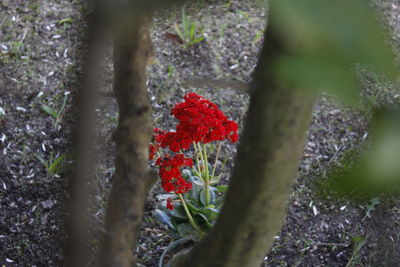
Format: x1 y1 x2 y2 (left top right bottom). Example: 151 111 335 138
96 14 155 267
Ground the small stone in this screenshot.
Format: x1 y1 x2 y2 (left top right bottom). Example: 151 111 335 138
41 199 55 209
41 214 48 225
312 205 318 216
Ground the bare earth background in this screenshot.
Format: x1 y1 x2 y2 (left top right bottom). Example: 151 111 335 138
1 0 400 266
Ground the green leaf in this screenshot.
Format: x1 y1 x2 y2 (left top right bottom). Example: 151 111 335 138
154 209 174 228
191 36 204 44
351 236 366 250
215 185 228 193
177 223 198 240
190 168 198 177
158 238 190 267
59 94 68 115
209 180 219 186
170 217 181 229
58 18 75 25
199 188 216 206
41 105 58 119
199 207 219 221
167 203 187 219
370 197 381 206
192 177 204 185
185 200 201 213
209 175 221 186
195 213 214 229
210 173 221 181
214 194 225 210
182 7 189 33
188 176 203 202
35 155 49 169
48 154 66 174
207 162 212 173
174 22 184 41
189 23 196 40
351 235 364 243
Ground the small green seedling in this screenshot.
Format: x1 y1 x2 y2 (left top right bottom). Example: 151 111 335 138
252 30 263 45
36 153 67 176
41 93 68 126
346 236 366 267
58 18 75 25
363 197 381 221
174 6 205 49
167 65 175 80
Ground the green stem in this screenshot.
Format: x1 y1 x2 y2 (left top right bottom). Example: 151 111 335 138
211 142 222 178
196 142 205 177
178 194 202 233
192 167 202 179
203 144 210 178
193 142 202 175
194 142 211 205
202 144 211 205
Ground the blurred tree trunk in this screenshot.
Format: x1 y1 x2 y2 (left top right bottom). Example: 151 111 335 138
173 28 315 267
67 3 104 266
96 14 156 267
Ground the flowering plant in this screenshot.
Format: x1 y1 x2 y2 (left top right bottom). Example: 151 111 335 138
151 93 238 240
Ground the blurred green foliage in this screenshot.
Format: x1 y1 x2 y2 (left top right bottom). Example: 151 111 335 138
327 108 400 196
269 0 400 196
270 0 397 104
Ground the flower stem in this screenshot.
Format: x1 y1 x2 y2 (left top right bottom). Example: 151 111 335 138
196 143 205 176
211 142 222 178
178 194 202 233
202 144 211 205
193 142 202 175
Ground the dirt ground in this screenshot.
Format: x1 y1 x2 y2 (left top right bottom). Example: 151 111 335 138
1 0 400 266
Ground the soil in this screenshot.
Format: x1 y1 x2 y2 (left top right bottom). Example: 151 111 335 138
1 0 400 266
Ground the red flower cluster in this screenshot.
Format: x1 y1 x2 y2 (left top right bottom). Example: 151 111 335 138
174 93 238 143
149 93 239 209
156 154 193 194
154 93 239 153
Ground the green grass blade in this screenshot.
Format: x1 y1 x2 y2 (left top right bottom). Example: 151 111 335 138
41 104 58 119
48 154 66 174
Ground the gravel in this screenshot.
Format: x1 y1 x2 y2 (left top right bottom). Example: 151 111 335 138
1 0 400 266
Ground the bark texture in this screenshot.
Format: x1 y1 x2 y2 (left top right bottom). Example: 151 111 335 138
96 15 156 267
173 29 315 267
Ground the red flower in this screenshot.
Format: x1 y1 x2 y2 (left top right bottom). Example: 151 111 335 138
150 93 239 157
229 132 239 143
156 154 193 194
166 197 174 210
149 128 167 160
148 93 239 199
162 181 175 193
171 94 237 146
149 145 157 160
